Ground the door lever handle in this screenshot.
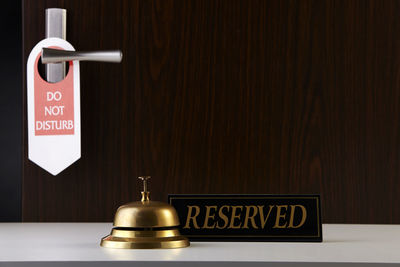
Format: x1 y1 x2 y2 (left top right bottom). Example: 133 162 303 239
41 48 123 64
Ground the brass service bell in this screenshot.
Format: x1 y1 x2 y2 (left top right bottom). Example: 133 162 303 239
100 176 190 249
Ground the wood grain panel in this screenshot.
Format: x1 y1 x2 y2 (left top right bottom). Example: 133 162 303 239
22 0 400 223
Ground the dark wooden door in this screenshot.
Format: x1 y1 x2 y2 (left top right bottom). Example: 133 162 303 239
22 0 400 223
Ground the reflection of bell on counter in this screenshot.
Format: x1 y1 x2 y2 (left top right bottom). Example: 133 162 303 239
100 176 190 249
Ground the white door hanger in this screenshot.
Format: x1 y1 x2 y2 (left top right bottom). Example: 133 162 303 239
27 8 122 175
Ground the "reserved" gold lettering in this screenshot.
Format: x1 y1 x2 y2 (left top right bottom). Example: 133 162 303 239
183 204 307 230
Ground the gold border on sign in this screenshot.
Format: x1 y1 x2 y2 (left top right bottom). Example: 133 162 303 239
169 195 321 238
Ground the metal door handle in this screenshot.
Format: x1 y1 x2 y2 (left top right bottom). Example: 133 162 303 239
41 48 123 64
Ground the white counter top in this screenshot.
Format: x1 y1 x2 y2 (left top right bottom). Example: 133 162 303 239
0 223 399 266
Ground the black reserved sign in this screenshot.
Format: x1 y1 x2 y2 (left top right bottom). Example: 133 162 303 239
168 195 322 242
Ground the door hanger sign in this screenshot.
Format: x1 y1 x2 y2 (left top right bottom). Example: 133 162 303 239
27 38 80 175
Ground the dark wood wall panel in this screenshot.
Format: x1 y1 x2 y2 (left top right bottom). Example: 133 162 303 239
23 0 400 223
